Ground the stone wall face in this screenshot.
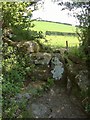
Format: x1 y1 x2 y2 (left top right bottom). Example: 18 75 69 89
26 52 66 82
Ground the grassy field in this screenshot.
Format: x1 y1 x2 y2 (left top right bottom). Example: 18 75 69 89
32 20 77 33
32 20 79 48
40 36 79 48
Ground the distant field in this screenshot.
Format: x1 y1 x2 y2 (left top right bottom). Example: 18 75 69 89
41 36 79 48
32 20 77 33
31 20 79 48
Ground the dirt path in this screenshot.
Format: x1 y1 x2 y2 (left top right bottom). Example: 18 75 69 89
24 84 87 118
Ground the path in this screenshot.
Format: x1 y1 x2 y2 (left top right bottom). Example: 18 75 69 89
24 83 87 118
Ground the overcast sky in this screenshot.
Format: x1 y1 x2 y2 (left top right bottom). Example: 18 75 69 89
32 0 80 25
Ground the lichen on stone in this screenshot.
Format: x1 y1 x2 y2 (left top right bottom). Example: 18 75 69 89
51 57 64 80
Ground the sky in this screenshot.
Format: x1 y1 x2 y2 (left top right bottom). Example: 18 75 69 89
31 0 80 25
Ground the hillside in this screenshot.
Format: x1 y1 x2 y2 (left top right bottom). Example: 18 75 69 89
31 20 79 48
31 20 77 33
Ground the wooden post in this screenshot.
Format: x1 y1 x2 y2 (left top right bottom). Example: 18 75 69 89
66 41 68 50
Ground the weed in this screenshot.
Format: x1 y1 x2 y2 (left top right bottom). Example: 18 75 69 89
42 78 54 91
85 103 90 113
68 46 86 59
2 44 35 118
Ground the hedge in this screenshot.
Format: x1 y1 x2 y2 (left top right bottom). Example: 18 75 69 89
45 31 77 36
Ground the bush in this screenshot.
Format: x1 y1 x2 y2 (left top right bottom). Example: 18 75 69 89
11 26 43 41
2 2 44 42
42 78 54 91
46 31 77 36
2 44 34 118
68 46 86 59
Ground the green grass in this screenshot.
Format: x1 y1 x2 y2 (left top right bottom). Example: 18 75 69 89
31 20 79 48
41 36 79 48
32 20 77 33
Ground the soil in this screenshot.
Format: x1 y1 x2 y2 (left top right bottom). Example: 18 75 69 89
22 83 88 118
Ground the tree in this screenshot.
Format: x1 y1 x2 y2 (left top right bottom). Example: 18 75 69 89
58 0 90 110
2 2 43 41
2 2 43 117
58 1 90 51
2 2 32 29
72 0 90 111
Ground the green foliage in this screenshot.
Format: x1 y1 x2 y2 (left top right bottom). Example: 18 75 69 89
36 87 44 96
75 2 90 54
47 78 54 86
2 45 23 115
2 2 44 118
11 29 43 41
63 2 90 114
85 103 90 113
2 2 32 29
59 1 90 54
43 78 54 91
68 46 86 59
2 43 52 117
2 2 44 41
2 44 34 118
46 31 77 36
80 90 90 113
2 98 19 118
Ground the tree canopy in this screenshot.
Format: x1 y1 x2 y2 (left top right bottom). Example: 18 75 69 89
2 2 43 41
